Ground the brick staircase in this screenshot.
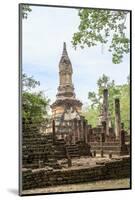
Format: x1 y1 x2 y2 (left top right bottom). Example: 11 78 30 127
22 125 61 169
65 142 91 158
53 139 67 159
65 144 80 158
22 124 92 170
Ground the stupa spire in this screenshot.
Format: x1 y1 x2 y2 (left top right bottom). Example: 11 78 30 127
51 43 82 118
62 42 68 56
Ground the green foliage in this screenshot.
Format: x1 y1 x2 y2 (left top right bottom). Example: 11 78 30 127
72 9 130 64
22 5 32 19
22 73 40 91
119 83 130 130
22 73 50 124
23 91 49 124
88 74 120 112
83 107 99 127
83 74 130 130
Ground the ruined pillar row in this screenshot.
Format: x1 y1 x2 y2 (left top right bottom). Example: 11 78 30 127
115 98 121 140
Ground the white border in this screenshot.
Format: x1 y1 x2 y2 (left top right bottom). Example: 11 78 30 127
0 0 134 199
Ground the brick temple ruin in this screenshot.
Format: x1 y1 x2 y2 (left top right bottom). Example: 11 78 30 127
21 43 130 192
42 42 129 156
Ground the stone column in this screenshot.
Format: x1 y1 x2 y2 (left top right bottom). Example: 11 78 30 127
85 124 88 144
82 119 85 142
72 119 77 144
101 121 106 142
83 119 88 143
103 89 109 136
77 120 80 142
78 120 81 142
121 123 125 147
80 119 84 141
121 129 125 146
52 120 56 144
115 98 121 140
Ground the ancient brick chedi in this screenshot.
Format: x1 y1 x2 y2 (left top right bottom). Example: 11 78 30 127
51 42 82 119
49 42 85 142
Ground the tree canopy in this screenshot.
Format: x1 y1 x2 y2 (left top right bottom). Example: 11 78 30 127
22 4 32 19
82 74 130 131
72 9 130 64
22 73 50 124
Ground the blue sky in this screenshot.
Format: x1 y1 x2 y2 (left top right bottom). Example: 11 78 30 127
22 6 130 107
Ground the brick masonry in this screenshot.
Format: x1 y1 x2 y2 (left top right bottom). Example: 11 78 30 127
22 156 130 190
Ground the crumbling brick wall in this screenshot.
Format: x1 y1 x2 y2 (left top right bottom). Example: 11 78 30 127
22 156 130 190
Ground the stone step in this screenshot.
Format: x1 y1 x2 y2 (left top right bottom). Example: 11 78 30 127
66 144 78 147
91 146 121 150
54 151 66 155
66 150 79 154
23 148 52 153
66 145 78 148
90 149 123 155
90 142 120 146
66 148 79 152
55 141 65 145
23 138 48 142
66 145 79 148
65 144 80 157
69 154 80 158
54 155 66 159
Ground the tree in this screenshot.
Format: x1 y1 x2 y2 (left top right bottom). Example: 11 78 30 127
88 74 120 112
83 74 130 131
85 74 120 127
82 106 99 127
72 9 130 64
119 81 130 131
22 74 50 124
22 73 40 91
22 4 32 19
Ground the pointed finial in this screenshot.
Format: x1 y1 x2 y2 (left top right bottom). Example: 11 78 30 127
62 42 68 56
64 42 66 50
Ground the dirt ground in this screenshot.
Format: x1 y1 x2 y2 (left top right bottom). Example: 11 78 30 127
57 155 128 170
22 178 130 195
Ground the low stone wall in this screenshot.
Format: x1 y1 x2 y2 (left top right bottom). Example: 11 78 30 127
90 141 129 155
22 156 130 190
